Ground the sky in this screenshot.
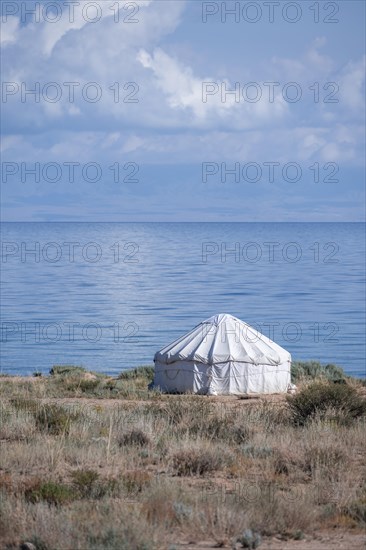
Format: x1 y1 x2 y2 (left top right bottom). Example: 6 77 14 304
1 0 365 221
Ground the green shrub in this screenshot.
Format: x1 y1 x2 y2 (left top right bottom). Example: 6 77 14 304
343 499 366 525
71 469 99 497
293 530 305 540
50 365 87 376
287 382 366 426
323 363 347 381
59 377 100 395
291 361 346 383
104 379 117 390
118 366 154 381
35 404 78 435
25 481 76 505
78 379 100 392
118 429 150 447
236 529 262 549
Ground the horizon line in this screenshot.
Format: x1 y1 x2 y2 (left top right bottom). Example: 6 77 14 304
1 221 365 224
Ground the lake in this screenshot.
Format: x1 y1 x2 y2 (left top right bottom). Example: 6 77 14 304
1 222 365 378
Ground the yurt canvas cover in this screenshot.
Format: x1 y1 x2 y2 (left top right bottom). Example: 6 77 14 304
153 314 291 395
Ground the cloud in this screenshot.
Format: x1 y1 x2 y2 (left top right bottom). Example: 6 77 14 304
2 10 363 136
137 47 288 126
304 37 334 75
1 2 365 221
272 37 334 81
1 16 19 45
1 1 187 133
137 47 232 119
270 38 365 132
338 56 366 111
39 0 143 56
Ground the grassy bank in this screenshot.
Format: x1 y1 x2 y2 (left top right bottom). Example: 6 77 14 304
0 363 365 549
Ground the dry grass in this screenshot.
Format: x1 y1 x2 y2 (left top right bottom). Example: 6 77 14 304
0 370 365 549
169 440 235 476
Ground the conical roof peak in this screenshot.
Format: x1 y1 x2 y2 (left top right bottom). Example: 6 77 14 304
202 313 239 325
155 314 291 366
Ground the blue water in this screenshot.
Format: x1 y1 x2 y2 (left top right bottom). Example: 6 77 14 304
0 222 365 378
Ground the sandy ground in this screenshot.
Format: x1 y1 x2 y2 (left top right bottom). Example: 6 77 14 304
173 531 366 549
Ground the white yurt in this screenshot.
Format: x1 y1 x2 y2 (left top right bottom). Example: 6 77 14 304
153 314 291 395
